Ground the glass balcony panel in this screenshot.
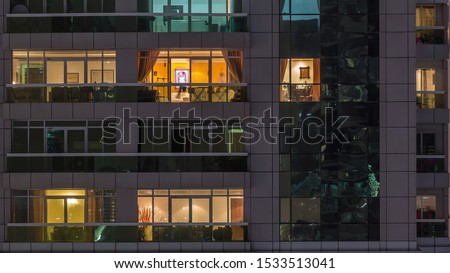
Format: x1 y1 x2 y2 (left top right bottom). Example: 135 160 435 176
7 16 247 33
416 93 447 109
417 222 447 237
417 158 446 173
8 225 246 242
416 29 446 45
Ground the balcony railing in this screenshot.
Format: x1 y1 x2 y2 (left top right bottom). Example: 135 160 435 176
416 28 447 45
417 155 446 173
7 223 248 243
6 153 248 172
6 84 247 103
417 219 447 237
6 13 248 33
416 91 447 109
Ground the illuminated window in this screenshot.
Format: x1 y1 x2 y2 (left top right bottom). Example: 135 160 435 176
12 50 116 85
416 196 436 219
138 189 243 224
138 50 243 102
11 189 116 224
137 189 244 242
280 58 320 102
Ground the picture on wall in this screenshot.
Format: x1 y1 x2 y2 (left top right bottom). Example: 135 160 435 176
174 69 189 84
67 73 79 84
91 70 115 83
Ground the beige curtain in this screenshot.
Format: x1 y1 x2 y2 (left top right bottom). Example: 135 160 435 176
312 59 321 100
138 50 160 83
222 50 243 83
280 59 289 83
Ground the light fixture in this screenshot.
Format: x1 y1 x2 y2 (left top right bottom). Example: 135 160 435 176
67 198 78 205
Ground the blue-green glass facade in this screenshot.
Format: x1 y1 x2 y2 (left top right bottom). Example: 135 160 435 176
279 0 380 241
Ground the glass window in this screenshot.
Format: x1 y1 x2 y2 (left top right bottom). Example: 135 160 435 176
416 196 436 219
87 0 102 13
103 0 115 12
12 128 28 153
12 121 114 154
154 197 169 222
192 198 210 222
29 0 45 13
13 50 116 84
416 6 436 27
47 0 64 13
280 58 320 102
138 189 243 224
11 189 115 224
212 196 227 222
417 133 436 155
171 0 188 12
29 128 44 153
291 198 320 223
46 61 64 84
67 0 84 13
212 0 226 13
192 0 208 13
416 69 435 91
153 0 168 13
67 61 85 84
291 0 320 14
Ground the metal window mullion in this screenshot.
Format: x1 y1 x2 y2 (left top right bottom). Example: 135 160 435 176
189 198 192 223
64 198 68 224
84 195 88 224
209 195 212 223
168 195 172 222
188 0 192 31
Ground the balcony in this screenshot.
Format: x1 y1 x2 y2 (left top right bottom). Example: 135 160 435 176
6 153 248 173
417 155 446 173
6 13 248 33
7 223 247 243
417 219 447 238
6 84 247 103
416 91 447 109
416 28 446 45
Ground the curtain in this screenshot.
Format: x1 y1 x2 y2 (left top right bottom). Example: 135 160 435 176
280 59 289 83
222 50 243 83
137 50 160 83
312 58 321 100
280 0 287 13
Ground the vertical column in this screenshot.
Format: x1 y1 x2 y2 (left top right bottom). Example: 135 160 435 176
379 0 417 251
247 0 278 252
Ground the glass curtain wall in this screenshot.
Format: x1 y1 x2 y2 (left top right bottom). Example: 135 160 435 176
279 0 380 241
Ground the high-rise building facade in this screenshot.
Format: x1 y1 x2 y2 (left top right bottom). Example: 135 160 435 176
0 0 448 252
